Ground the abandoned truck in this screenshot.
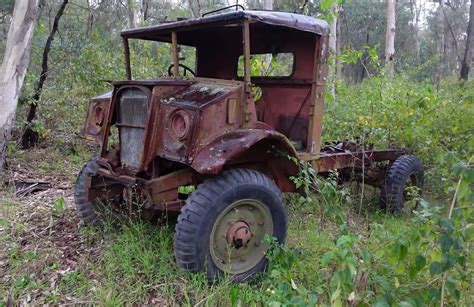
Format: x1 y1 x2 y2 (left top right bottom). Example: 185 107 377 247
75 9 424 282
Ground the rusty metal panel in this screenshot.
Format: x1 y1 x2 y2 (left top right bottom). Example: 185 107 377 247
190 129 297 174
80 93 112 147
306 35 328 156
313 149 404 173
149 80 244 165
146 168 195 204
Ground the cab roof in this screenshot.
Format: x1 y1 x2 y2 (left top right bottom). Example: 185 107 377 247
121 10 329 44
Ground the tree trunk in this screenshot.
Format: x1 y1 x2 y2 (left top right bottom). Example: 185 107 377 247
140 0 149 23
460 0 474 81
263 0 273 10
336 8 342 81
410 0 421 61
385 0 396 79
187 0 200 18
0 0 38 173
127 0 137 28
86 0 94 36
434 4 444 90
21 0 68 149
328 2 338 97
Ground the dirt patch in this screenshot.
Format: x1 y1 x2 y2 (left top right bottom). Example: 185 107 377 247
0 148 103 304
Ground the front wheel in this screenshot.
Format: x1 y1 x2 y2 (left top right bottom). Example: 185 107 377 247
74 158 155 227
173 168 287 283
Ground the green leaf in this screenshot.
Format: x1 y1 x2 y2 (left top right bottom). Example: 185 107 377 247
336 234 356 248
439 235 453 253
415 255 427 269
409 255 427 278
321 251 334 265
399 244 408 261
445 276 459 299
320 0 334 11
429 262 445 276
439 218 454 233
391 243 408 261
229 286 239 307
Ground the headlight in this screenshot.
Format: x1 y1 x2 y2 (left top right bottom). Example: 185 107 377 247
86 104 105 136
169 110 190 140
94 106 105 127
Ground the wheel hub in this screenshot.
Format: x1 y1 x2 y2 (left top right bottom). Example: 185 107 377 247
226 221 251 249
209 199 273 274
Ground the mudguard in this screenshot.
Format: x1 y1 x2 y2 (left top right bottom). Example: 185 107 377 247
190 129 298 174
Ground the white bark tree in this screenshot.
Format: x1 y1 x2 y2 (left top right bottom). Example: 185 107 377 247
385 0 396 79
0 0 39 173
127 0 138 28
329 2 338 97
460 0 473 81
263 0 273 10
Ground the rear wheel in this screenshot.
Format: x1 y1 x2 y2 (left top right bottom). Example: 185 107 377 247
381 155 424 213
173 168 287 283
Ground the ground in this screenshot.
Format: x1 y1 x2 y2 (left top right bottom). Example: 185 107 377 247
0 136 469 306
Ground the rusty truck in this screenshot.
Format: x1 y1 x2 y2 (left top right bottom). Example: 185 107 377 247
76 8 424 282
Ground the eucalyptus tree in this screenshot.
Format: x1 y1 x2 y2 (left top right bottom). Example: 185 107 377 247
0 0 38 172
385 0 396 79
460 0 473 81
21 0 69 149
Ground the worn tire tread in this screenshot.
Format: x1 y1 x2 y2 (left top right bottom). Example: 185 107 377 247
381 155 424 212
173 168 286 281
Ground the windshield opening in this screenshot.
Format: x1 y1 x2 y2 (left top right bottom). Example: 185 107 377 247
128 39 196 79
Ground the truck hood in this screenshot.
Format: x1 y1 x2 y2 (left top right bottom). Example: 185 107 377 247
160 81 241 109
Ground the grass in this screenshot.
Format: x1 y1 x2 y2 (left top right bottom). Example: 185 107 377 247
1 141 470 306
0 189 437 305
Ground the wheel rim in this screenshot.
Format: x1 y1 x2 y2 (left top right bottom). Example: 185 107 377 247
209 199 273 274
401 172 419 214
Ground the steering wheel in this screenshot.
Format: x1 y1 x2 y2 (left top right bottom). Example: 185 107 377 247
168 64 196 77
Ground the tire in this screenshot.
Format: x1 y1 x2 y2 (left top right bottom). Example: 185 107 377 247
173 168 287 283
74 158 128 227
381 155 424 213
74 158 102 226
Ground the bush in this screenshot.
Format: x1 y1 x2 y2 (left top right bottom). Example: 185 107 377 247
325 74 474 193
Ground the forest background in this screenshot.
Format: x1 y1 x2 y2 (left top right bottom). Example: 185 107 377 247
0 0 472 305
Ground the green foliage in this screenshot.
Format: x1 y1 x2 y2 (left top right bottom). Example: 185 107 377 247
51 197 65 218
260 235 320 305
4 1 471 304
326 70 474 193
283 155 474 305
177 185 195 194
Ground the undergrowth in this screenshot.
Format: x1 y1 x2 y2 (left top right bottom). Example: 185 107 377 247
4 40 473 305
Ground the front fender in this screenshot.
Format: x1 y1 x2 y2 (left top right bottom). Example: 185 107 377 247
190 129 298 174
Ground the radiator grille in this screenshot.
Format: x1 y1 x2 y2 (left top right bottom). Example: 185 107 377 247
116 88 148 168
